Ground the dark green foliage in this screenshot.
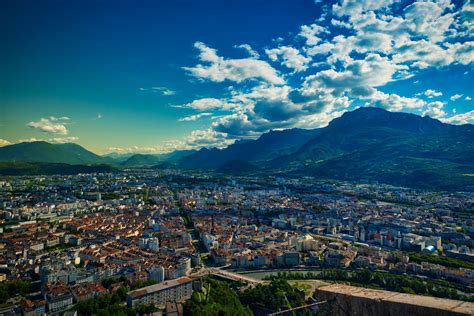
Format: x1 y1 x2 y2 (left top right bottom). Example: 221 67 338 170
0 161 116 176
76 289 157 316
101 276 128 289
0 280 31 303
183 278 253 316
264 270 474 302
240 279 306 313
406 252 474 270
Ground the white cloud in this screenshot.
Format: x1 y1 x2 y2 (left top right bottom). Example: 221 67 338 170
183 42 284 84
466 96 472 101
450 94 463 101
27 117 69 135
298 23 328 46
446 41 474 66
441 110 474 124
392 40 453 69
169 0 473 149
140 86 176 95
18 137 79 144
0 139 11 147
416 89 443 98
332 0 399 17
331 18 352 28
265 46 311 72
364 90 426 111
47 137 79 144
175 98 238 111
178 112 213 122
404 1 454 43
423 101 446 119
235 44 260 58
185 128 234 148
304 54 399 96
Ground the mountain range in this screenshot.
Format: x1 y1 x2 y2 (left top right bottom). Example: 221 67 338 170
1 107 473 191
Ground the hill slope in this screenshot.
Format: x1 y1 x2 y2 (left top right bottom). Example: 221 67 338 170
180 128 320 169
0 141 110 165
272 108 474 190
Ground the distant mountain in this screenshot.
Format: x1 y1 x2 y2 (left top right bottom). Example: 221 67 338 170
0 161 117 176
161 150 196 162
102 152 135 162
0 141 111 165
120 150 196 167
179 128 320 169
271 107 474 191
120 154 162 167
181 107 474 191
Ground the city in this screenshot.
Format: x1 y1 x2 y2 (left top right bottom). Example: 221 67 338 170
2 0 474 314
1 170 473 314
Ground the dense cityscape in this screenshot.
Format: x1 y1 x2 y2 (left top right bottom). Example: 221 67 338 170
1 170 473 315
3 0 474 314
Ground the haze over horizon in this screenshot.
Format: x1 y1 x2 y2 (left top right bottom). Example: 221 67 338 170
2 0 473 154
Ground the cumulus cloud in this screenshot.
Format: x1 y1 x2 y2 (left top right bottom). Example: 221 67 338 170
450 93 463 101
178 112 213 122
332 0 399 17
184 128 234 148
171 0 473 149
265 46 311 72
174 98 238 111
416 89 443 98
364 90 426 111
331 18 352 29
235 44 260 58
183 42 284 84
441 110 474 124
423 101 446 119
303 54 399 97
18 137 79 144
27 117 69 135
298 23 328 46
404 1 454 43
0 139 11 147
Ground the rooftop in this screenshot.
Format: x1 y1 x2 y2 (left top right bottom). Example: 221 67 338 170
127 277 193 299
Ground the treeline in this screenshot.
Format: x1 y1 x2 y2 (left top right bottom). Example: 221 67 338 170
184 278 312 315
264 270 474 302
0 280 31 303
240 279 306 313
406 252 474 270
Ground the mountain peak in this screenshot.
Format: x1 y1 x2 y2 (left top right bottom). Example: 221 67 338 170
329 106 444 133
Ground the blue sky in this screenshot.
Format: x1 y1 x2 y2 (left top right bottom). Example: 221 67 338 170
1 0 473 154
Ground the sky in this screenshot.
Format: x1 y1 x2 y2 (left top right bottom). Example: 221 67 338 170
1 0 473 154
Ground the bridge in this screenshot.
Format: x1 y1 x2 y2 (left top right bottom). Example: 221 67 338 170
191 267 263 285
209 268 263 285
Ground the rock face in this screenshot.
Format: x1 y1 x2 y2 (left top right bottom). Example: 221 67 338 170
314 284 474 316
